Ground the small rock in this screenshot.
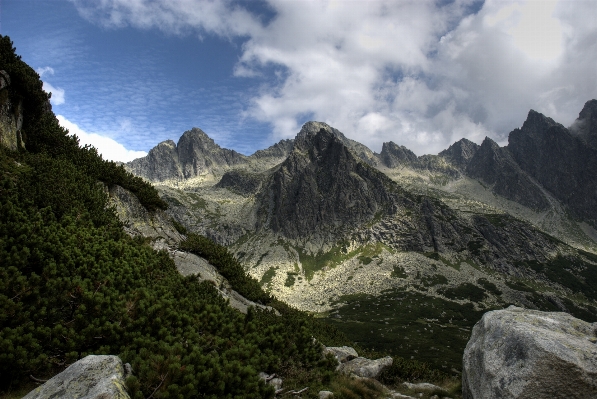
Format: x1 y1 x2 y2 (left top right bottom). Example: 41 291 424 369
23 355 130 399
319 390 334 399
402 382 447 394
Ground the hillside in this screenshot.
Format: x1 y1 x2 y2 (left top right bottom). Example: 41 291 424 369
1 36 418 399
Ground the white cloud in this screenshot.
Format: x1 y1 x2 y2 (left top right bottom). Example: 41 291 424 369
36 66 55 77
57 115 147 162
72 0 597 155
42 81 65 106
37 66 65 106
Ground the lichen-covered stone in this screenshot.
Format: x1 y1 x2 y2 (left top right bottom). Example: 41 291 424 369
462 306 597 399
337 356 393 379
23 355 130 399
323 346 359 363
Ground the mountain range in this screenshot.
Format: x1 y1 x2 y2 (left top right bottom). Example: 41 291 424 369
125 100 597 370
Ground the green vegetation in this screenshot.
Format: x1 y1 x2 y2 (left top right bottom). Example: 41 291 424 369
326 290 487 373
440 283 486 302
171 218 188 235
391 266 408 279
477 278 502 296
0 36 355 398
285 272 298 287
179 233 271 304
297 242 355 280
421 274 448 287
297 242 389 281
483 213 508 228
466 240 483 256
260 267 277 290
521 256 597 301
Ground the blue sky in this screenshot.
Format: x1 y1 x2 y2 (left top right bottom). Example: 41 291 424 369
3 0 597 162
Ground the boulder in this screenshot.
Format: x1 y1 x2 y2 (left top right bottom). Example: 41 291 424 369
23 355 130 399
323 346 359 363
338 356 393 379
318 390 334 399
402 382 447 395
462 306 597 399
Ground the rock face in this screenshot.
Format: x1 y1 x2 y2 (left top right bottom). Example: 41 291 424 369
462 306 597 399
379 141 460 177
126 127 247 182
379 141 418 168
507 109 597 225
257 127 395 240
570 99 597 149
215 169 264 195
0 70 25 151
465 137 549 211
297 121 380 166
23 355 130 399
438 138 479 170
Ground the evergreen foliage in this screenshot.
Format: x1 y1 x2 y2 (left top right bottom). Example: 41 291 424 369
0 36 339 398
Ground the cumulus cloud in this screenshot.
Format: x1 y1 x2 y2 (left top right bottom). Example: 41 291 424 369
42 82 66 106
37 66 66 106
72 0 597 155
57 115 147 162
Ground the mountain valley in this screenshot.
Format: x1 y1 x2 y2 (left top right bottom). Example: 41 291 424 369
125 102 597 372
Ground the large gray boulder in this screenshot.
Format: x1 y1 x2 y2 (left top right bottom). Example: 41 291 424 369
338 356 393 379
23 355 130 399
462 306 597 399
323 346 359 363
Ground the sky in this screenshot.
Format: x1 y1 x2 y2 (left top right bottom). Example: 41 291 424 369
3 0 596 162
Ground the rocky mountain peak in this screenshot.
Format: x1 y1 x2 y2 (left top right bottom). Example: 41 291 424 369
438 138 479 170
257 128 394 242
517 110 565 142
466 136 549 210
379 141 418 168
569 99 597 148
295 121 379 166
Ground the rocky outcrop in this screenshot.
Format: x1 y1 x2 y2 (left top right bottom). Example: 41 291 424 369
108 184 274 314
0 70 24 151
125 140 182 182
466 137 549 211
379 142 418 168
324 345 392 379
570 99 597 149
438 138 479 170
216 169 264 195
508 108 597 225
23 355 130 399
462 306 597 399
257 127 396 240
323 346 359 363
378 142 460 177
297 121 380 166
338 356 394 379
107 183 183 247
251 138 294 160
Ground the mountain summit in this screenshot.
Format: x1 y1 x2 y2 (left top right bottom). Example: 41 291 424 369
256 127 395 240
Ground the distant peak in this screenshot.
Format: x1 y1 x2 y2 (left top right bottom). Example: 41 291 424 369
480 136 499 148
578 99 597 120
296 121 344 141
